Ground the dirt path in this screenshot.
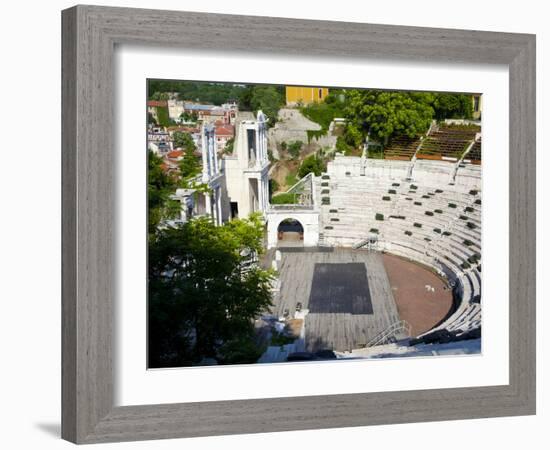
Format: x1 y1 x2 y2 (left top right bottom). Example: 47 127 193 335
382 253 453 337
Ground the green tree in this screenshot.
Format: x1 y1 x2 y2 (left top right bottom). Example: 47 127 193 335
298 154 325 178
172 131 201 179
432 93 473 120
148 213 274 367
344 90 434 144
223 137 235 155
287 140 303 159
246 85 284 126
147 151 179 234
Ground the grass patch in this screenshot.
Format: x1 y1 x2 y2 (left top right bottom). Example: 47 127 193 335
271 192 298 204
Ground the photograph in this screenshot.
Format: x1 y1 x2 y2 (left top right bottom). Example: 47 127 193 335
147 81 482 368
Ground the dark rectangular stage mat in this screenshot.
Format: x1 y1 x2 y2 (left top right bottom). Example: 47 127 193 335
308 263 373 314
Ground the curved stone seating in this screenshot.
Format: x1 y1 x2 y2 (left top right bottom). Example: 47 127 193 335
319 160 482 342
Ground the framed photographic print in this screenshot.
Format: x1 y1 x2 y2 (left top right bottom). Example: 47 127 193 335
62 5 536 444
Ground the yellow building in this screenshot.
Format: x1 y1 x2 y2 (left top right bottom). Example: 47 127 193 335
286 86 329 105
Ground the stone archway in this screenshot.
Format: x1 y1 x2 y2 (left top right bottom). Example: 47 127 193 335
266 210 320 249
276 218 305 246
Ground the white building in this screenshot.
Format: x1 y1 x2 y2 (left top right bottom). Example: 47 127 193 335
224 111 270 219
171 111 271 226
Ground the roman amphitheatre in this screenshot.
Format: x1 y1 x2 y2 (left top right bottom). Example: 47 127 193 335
260 124 482 362
147 83 483 366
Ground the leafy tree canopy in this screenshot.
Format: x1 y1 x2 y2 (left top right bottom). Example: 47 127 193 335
298 154 325 178
172 131 201 180
147 151 179 234
148 213 274 367
344 90 434 144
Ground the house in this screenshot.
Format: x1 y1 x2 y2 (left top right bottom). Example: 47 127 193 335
285 86 329 105
214 123 235 153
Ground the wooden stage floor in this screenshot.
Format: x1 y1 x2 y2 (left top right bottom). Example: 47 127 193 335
272 248 400 352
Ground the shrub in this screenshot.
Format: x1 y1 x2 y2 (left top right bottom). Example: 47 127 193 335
375 213 384 221
388 189 397 194
467 222 477 229
287 140 303 159
448 203 457 208
434 228 442 234
434 209 443 214
382 196 391 201
425 211 434 216
465 206 474 213
369 228 379 233
404 230 413 236
414 201 422 206
469 189 478 195
413 222 422 228
475 199 482 205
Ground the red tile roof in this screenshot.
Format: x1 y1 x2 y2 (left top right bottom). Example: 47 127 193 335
147 100 168 107
215 124 235 137
166 150 183 158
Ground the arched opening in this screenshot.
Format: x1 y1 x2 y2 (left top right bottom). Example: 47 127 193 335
277 218 304 246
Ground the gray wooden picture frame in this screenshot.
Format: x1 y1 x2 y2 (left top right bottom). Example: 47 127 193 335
61 4 536 444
